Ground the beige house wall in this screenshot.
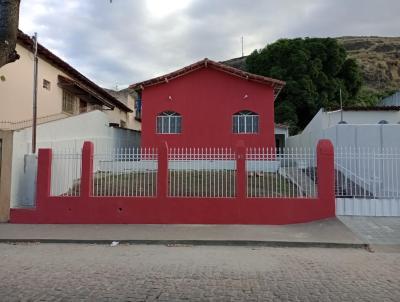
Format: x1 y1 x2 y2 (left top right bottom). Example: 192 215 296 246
0 43 139 131
0 44 65 122
107 93 141 131
0 131 13 222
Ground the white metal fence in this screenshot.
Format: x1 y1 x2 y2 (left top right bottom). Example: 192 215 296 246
246 148 317 198
51 150 82 196
168 148 236 197
92 147 158 197
335 147 400 199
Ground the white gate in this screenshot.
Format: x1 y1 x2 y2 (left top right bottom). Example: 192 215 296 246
335 147 400 216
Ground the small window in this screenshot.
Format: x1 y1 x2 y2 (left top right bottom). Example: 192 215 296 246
157 111 182 134
120 120 126 128
233 110 259 133
43 79 51 90
62 90 75 114
378 120 389 124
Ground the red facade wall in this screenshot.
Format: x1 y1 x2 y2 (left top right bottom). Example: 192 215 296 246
140 67 276 148
10 140 336 225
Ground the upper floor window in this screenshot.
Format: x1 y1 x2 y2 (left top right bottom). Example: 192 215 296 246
233 110 259 133
62 90 75 114
157 111 182 134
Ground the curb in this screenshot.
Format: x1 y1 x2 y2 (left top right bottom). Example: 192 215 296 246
0 239 368 249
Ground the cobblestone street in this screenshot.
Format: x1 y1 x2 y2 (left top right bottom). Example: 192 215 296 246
0 243 399 301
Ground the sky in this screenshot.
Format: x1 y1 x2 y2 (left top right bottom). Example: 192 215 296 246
19 0 400 89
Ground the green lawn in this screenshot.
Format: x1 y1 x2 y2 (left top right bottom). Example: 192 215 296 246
89 170 298 197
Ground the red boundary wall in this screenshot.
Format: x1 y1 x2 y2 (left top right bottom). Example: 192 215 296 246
10 140 335 224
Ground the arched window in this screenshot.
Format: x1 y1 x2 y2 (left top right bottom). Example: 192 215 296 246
378 120 389 124
157 111 182 133
233 110 259 133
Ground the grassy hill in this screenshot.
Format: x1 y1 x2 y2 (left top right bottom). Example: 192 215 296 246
337 36 400 92
223 36 400 100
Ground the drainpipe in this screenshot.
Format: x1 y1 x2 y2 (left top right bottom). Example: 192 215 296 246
32 32 38 154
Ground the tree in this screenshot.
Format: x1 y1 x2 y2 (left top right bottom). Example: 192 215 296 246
0 0 21 69
246 38 363 133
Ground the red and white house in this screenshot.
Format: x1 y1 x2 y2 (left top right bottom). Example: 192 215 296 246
131 58 285 148
10 59 335 225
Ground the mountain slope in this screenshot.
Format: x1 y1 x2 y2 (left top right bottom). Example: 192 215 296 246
337 36 400 92
223 36 400 93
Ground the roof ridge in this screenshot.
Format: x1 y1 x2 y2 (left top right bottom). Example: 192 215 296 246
17 30 132 112
129 58 285 100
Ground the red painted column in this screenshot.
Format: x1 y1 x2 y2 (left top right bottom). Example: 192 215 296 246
36 148 52 208
81 141 94 198
316 139 335 216
157 142 168 198
236 141 246 199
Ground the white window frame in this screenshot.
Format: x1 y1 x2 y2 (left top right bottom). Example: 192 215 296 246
156 111 182 134
233 110 259 134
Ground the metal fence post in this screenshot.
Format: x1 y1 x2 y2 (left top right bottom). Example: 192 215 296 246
36 149 52 201
81 141 94 198
157 142 168 198
317 139 335 215
236 141 246 199
36 148 52 207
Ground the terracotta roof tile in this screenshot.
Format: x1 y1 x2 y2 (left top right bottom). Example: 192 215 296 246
130 58 285 100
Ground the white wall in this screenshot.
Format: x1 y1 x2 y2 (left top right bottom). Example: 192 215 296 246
287 124 400 149
11 110 140 207
302 109 400 136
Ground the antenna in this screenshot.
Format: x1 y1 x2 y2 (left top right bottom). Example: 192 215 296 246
241 36 244 57
340 88 343 123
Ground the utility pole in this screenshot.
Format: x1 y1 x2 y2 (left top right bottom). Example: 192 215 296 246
32 32 38 154
339 88 343 123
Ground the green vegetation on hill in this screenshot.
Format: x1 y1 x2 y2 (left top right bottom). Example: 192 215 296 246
246 38 363 133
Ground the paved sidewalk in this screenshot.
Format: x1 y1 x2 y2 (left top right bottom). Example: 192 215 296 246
339 216 400 252
0 218 364 247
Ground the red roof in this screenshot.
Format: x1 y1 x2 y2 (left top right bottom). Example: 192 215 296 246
130 58 285 100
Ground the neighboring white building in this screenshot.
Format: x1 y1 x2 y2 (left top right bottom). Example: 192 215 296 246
286 107 400 217
287 107 400 149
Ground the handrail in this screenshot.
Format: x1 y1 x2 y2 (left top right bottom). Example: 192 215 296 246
334 161 379 189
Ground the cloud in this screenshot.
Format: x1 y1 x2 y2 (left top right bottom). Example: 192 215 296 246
19 0 400 89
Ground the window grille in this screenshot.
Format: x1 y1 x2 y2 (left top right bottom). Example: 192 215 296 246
43 79 51 90
62 90 75 114
157 111 182 134
233 111 259 133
